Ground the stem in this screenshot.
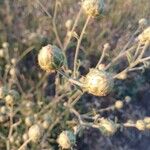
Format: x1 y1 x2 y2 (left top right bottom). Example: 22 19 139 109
18 138 31 150
57 70 84 87
105 45 136 70
137 41 150 60
52 0 63 49
16 46 34 64
73 15 91 78
96 47 107 68
118 27 140 55
63 7 82 52
36 0 63 49
7 105 14 150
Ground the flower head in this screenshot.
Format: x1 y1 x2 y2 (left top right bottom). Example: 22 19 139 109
82 0 104 17
38 44 65 72
57 130 76 149
84 69 114 96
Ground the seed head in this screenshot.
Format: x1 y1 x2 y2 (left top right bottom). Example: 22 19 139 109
98 118 118 136
65 19 73 30
2 42 9 49
5 90 20 106
28 124 43 142
125 96 132 103
136 120 145 131
82 0 104 17
0 106 7 114
115 100 124 110
84 69 114 96
144 117 150 124
57 130 76 149
38 44 65 73
138 26 150 43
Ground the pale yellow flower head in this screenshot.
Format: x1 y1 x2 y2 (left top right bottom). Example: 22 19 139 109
57 130 76 149
138 27 150 43
84 69 114 96
82 0 104 17
38 44 65 73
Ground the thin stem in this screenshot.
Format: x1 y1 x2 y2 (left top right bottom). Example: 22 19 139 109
140 56 150 62
132 42 142 61
16 46 34 64
128 66 144 72
96 47 107 68
6 105 14 150
105 45 136 70
36 0 63 49
63 7 82 52
52 0 63 49
18 138 31 150
137 41 150 60
118 27 140 55
57 70 84 87
73 15 91 78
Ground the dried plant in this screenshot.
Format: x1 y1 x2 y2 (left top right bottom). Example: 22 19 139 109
0 0 150 150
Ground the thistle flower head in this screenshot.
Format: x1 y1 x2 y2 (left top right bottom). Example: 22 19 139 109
82 0 104 17
28 124 43 142
98 118 118 136
84 69 114 96
136 120 146 131
57 130 76 149
138 26 150 43
38 44 65 73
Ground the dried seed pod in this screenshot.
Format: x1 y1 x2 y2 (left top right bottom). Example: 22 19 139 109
5 90 20 106
5 95 14 106
65 19 73 30
82 0 104 17
98 118 118 136
115 100 124 110
138 26 150 43
28 124 43 142
38 44 65 73
9 136 15 144
57 130 76 149
2 42 9 49
0 106 8 114
144 117 150 124
42 119 51 129
136 120 146 131
125 96 132 103
84 69 114 96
